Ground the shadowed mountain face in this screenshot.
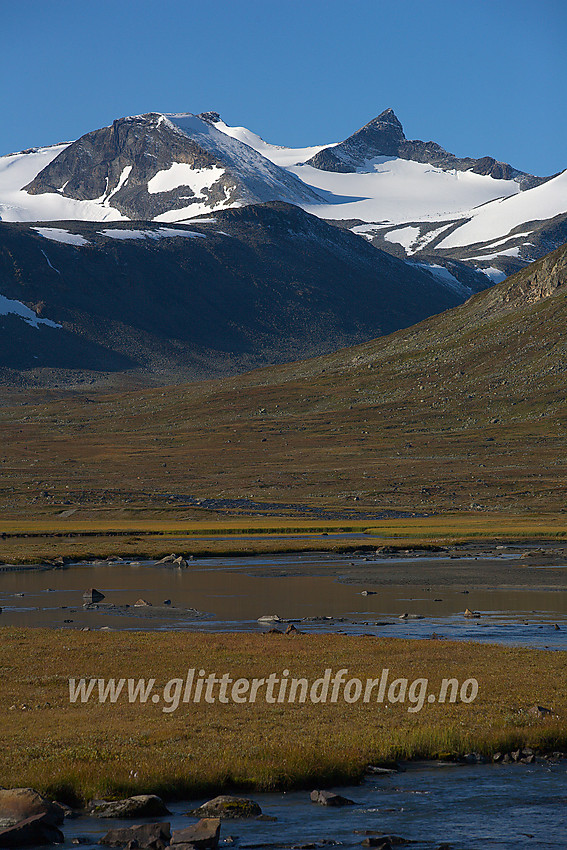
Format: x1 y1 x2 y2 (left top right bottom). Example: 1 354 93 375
0 202 468 387
24 113 322 220
307 108 543 189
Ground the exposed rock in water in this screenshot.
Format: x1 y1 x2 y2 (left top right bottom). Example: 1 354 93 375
171 817 221 849
82 588 105 603
188 796 262 819
310 790 355 807
88 794 169 818
100 821 171 848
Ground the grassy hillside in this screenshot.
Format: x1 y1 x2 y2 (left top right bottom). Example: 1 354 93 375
0 243 565 526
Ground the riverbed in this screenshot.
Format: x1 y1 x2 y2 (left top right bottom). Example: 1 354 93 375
1 549 566 648
62 760 567 850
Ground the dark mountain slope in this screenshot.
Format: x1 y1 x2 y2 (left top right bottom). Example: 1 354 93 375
0 202 465 387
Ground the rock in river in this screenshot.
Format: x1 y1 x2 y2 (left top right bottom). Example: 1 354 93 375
171 817 221 849
100 821 171 848
189 796 262 819
88 794 169 818
83 588 105 603
310 790 355 806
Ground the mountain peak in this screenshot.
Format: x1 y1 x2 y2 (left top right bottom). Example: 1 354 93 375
362 108 406 143
372 108 404 129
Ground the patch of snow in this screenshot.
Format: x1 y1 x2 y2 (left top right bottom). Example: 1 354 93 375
413 223 456 252
147 163 225 195
33 227 89 246
464 246 522 261
477 230 533 249
40 249 60 273
98 227 205 240
103 165 132 205
481 266 508 283
437 170 567 248
384 225 421 250
414 262 471 297
0 291 61 328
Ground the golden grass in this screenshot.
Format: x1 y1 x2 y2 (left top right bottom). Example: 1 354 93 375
0 629 565 803
0 514 565 564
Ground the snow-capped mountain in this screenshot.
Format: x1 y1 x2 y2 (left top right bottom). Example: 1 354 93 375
1 107 566 282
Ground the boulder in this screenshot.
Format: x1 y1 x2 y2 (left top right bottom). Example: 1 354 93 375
88 795 169 819
463 608 481 618
157 554 178 563
173 557 188 568
527 704 553 718
189 796 261 819
171 818 220 849
0 812 64 846
134 599 153 607
99 821 171 848
83 588 105 603
0 788 64 826
310 790 355 807
257 615 281 623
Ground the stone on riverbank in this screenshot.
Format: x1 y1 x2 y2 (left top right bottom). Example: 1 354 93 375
0 788 64 826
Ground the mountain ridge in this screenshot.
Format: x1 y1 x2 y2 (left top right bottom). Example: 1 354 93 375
306 108 544 189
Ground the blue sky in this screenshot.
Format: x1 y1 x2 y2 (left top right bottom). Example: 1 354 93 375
1 0 565 175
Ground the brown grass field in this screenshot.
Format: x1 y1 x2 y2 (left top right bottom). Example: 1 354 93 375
0 629 565 803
